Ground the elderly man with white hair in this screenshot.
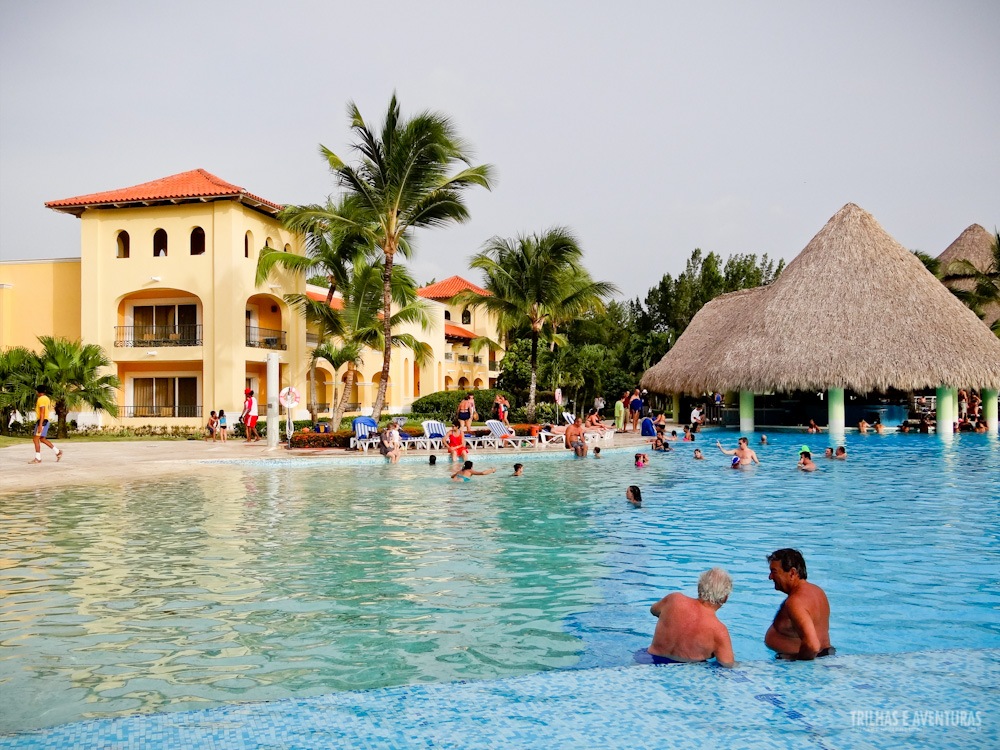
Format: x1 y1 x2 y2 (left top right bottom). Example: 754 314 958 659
644 568 735 667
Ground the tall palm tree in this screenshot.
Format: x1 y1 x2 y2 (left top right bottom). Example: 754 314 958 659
941 230 1000 336
287 258 433 429
285 94 494 420
33 337 120 438
256 195 374 420
452 228 618 422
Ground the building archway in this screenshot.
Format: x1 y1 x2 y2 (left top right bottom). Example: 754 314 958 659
473 378 484 390
371 372 392 408
245 293 288 350
444 375 454 391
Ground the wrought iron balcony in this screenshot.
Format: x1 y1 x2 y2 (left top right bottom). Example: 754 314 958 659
444 352 454 361
488 361 499 372
121 405 202 418
457 354 470 363
344 402 361 411
115 325 202 347
246 326 287 350
473 356 483 364
307 402 330 413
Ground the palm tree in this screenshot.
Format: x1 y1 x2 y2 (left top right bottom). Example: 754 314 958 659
257 195 374 420
284 94 494 420
452 228 619 422
286 258 433 429
0 346 37 436
34 337 120 438
941 230 1000 335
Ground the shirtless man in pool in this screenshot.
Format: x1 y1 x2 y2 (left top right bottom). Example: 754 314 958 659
716 437 760 465
765 548 835 660
646 568 735 667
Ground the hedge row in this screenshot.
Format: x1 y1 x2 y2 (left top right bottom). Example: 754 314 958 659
410 388 513 417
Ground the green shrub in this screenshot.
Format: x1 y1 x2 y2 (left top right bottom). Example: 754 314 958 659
410 389 513 419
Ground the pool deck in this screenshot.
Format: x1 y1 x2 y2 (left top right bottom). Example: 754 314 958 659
0 429 660 493
1 649 995 749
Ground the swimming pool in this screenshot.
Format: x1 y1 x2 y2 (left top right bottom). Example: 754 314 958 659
1 432 998 737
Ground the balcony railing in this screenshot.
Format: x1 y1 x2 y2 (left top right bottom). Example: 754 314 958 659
344 402 361 412
444 352 454 361
307 402 330 413
488 361 499 372
115 325 202 347
246 326 287 350
121 405 202 418
473 356 483 364
457 354 470 363
306 333 320 345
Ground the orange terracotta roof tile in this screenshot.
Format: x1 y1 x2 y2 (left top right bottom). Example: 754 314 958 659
45 169 282 215
306 289 345 310
417 275 490 300
444 323 477 339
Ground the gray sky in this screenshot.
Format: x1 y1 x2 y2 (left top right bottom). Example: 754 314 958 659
2 0 998 300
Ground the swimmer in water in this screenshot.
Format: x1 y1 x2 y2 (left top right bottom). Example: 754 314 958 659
765 548 834 660
834 446 846 460
797 447 817 471
593 447 602 458
512 463 523 476
451 460 497 482
760 435 768 445
823 447 834 459
730 456 742 469
626 485 642 507
693 448 705 460
635 453 647 468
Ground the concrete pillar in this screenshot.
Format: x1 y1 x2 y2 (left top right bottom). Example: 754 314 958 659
983 389 998 433
267 352 279 448
936 386 956 434
672 393 681 423
827 388 845 433
740 390 755 433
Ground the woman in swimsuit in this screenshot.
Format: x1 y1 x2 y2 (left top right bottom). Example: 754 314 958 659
446 420 468 463
457 393 474 433
629 389 643 432
451 460 496 482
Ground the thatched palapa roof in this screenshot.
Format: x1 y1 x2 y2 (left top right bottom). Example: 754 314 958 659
936 224 999 330
641 204 1000 395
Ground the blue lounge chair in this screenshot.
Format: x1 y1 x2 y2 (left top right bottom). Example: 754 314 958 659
351 416 380 452
418 420 447 450
485 419 537 449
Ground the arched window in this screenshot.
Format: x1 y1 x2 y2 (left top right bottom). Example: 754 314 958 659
245 231 253 258
461 310 471 325
116 231 130 259
444 310 451 321
190 227 205 255
153 229 168 257
284 243 291 253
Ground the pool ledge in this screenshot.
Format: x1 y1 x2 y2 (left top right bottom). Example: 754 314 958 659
3 648 996 749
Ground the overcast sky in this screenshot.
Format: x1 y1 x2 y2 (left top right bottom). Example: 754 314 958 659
2 0 997 299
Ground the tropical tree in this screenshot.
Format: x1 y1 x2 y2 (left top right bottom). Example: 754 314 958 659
286 258 433 429
453 228 618 422
32 337 120 438
941 231 1000 335
257 195 374 420
0 346 38 435
284 94 494 420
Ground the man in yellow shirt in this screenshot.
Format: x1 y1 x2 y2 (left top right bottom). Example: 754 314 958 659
31 386 62 464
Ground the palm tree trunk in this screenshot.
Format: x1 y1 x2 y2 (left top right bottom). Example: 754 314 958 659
371 251 394 421
308 360 318 423
527 332 539 423
331 364 355 431
56 401 69 439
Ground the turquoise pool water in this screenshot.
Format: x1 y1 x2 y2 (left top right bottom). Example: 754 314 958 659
1 432 998 733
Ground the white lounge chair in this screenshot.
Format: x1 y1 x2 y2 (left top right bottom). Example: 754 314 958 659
562 411 576 425
484 419 537 449
350 416 381 452
418 420 448 450
536 429 564 447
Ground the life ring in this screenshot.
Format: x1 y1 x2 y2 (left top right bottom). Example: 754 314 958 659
279 386 300 408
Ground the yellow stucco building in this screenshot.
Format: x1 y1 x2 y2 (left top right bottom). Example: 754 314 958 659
0 169 502 427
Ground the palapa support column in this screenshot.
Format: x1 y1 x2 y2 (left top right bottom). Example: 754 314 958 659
983 389 998 433
740 390 755 434
672 393 681 423
827 388 845 434
935 386 956 435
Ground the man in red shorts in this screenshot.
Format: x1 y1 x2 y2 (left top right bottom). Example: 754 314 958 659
241 388 261 442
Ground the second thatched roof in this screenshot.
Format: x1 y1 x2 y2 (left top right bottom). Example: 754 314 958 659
937 223 999 331
641 204 1000 395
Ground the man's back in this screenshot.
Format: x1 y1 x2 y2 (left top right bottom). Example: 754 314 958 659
649 593 732 665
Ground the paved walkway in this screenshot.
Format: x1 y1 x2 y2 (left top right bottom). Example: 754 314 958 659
0 428 662 494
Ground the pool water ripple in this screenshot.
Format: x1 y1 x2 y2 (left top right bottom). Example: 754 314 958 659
1 431 998 732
